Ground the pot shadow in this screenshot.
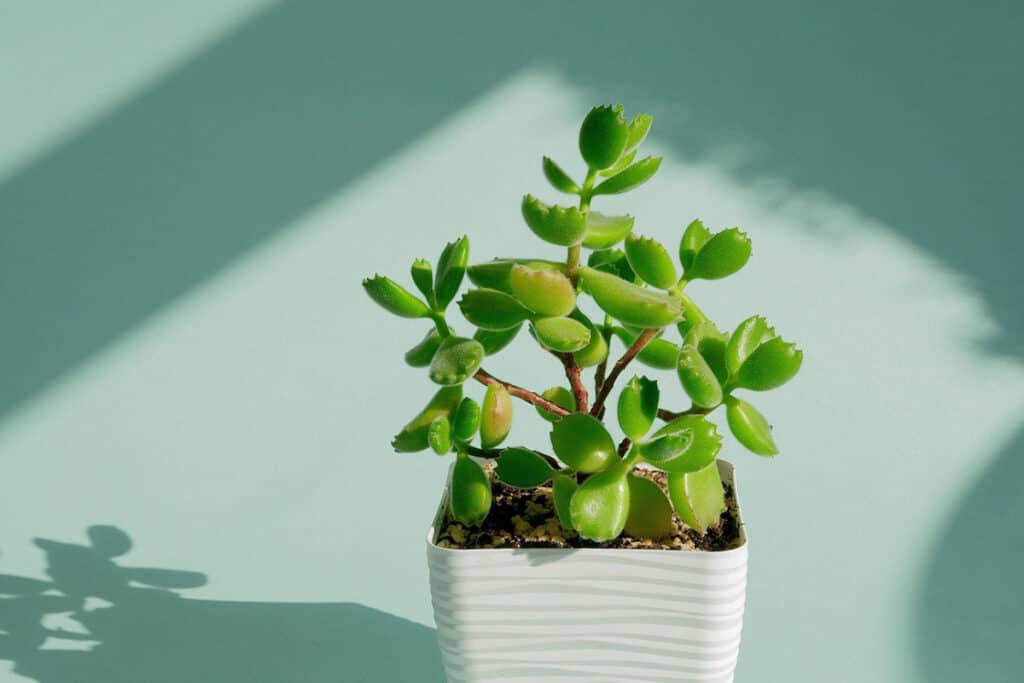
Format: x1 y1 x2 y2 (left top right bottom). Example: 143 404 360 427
914 425 1024 681
0 526 443 683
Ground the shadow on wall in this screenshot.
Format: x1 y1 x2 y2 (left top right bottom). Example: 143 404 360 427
914 426 1024 681
3 1 1021 421
0 526 443 682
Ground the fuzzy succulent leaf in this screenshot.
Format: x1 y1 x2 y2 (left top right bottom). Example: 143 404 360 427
592 156 662 196
452 397 481 442
535 386 575 422
467 259 566 294
642 415 722 473
531 317 592 353
542 156 580 194
480 383 513 449
587 249 636 282
473 324 522 356
668 461 725 534
578 104 629 170
582 212 635 249
725 395 778 455
428 416 452 455
509 264 576 317
495 447 554 488
428 337 484 386
617 375 659 440
552 472 579 530
450 454 491 526
578 266 682 328
625 233 678 289
677 345 724 408
685 228 751 281
391 386 463 453
405 329 443 367
434 237 469 309
410 259 434 305
624 474 674 539
570 460 630 541
362 275 430 318
458 288 532 330
678 219 712 273
550 413 618 473
521 195 587 246
734 336 803 391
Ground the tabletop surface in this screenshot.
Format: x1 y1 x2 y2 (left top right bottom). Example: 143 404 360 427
2 3 1022 682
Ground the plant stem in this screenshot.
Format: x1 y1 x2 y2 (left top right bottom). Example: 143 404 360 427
465 444 561 471
590 328 658 417
567 168 599 284
593 317 612 396
473 368 570 417
429 311 452 337
657 405 714 421
554 352 589 413
617 437 631 457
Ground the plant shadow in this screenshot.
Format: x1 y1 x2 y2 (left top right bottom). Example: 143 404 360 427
914 425 1024 681
0 526 443 682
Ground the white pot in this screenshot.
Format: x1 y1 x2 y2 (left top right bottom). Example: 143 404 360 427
426 460 748 683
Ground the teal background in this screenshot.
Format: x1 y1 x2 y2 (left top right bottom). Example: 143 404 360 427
1 2 1022 681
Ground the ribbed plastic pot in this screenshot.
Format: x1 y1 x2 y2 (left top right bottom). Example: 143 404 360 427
426 460 747 683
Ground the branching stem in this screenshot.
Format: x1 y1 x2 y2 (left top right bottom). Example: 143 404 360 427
473 368 570 417
590 328 658 417
554 352 589 413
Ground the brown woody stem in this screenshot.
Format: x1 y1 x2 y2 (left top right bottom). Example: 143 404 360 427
590 328 658 417
473 368 570 417
657 405 713 421
555 352 589 413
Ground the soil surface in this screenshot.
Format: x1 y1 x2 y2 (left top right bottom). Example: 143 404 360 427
434 466 743 552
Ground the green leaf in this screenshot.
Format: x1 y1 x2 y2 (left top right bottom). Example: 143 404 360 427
611 327 679 369
362 275 430 318
582 212 635 249
686 227 751 280
458 288 532 330
578 266 682 328
434 236 469 309
617 376 659 440
428 416 452 455
535 386 575 422
410 258 434 306
676 293 709 337
677 345 723 408
473 324 522 355
587 249 636 282
496 447 554 488
542 156 580 194
451 453 491 526
570 460 630 541
531 317 592 353
642 415 722 473
480 383 513 449
509 264 576 317
668 461 725 534
428 336 484 386
571 312 609 367
683 321 730 383
726 315 776 376
678 219 712 273
467 259 566 294
578 104 629 170
391 386 463 452
522 195 587 246
625 234 678 289
550 413 618 473
405 329 443 367
624 113 652 154
725 395 778 455
598 149 637 177
735 336 803 390
452 397 481 442
592 156 662 196
552 472 579 530
624 474 674 539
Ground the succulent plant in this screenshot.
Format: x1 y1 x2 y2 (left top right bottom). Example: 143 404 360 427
363 104 803 542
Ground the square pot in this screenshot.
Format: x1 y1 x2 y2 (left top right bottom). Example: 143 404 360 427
426 460 748 683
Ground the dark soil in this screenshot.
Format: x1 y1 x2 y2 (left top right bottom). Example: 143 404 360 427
434 466 743 552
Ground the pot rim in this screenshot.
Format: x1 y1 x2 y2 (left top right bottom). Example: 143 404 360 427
426 458 747 555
